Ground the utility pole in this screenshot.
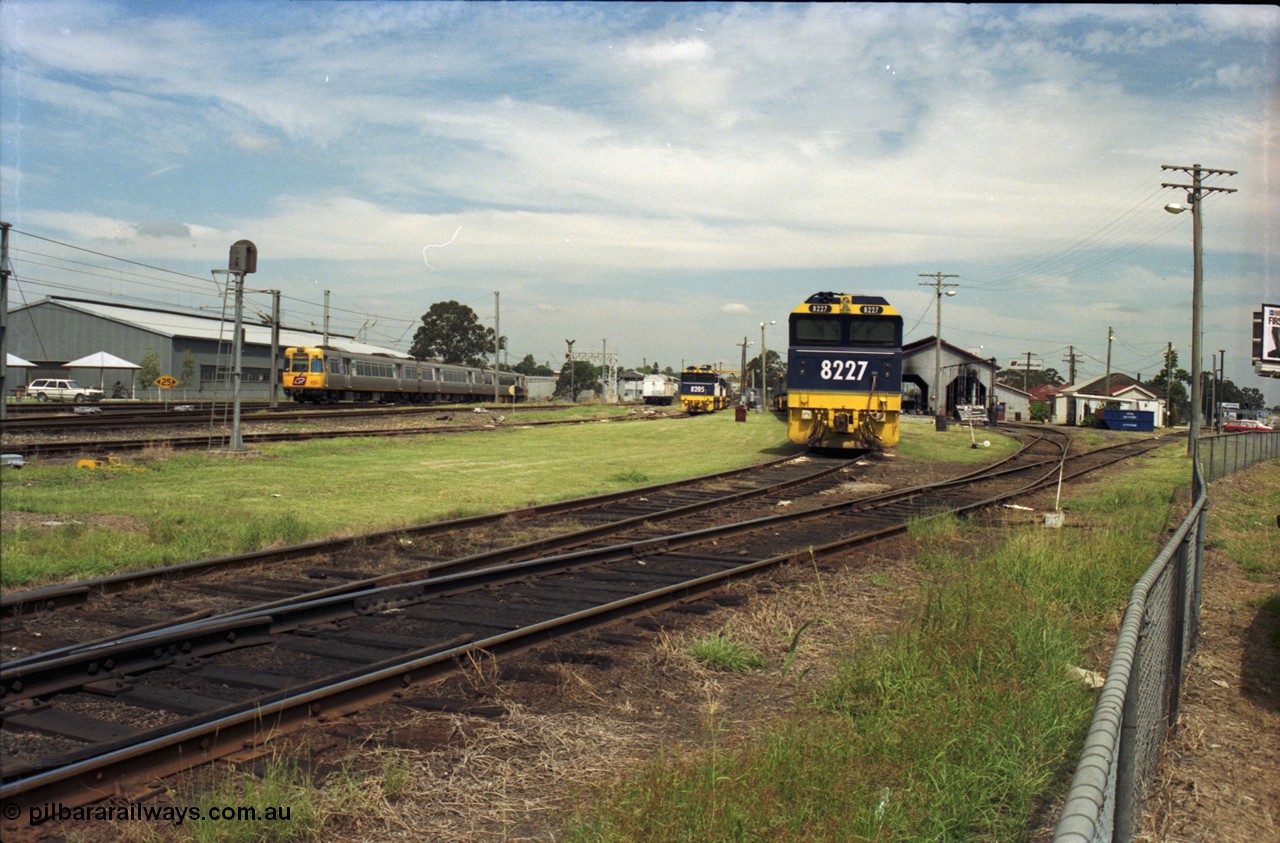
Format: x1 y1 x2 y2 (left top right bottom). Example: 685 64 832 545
1104 327 1114 401
1165 341 1173 428
0 222 9 422
919 272 959 421
493 291 500 403
737 336 753 405
268 290 281 408
1162 163 1237 456
565 339 576 402
322 290 330 348
1218 348 1226 430
1063 346 1079 385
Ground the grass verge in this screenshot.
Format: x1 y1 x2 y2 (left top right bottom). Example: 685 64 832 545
562 443 1219 841
0 413 793 588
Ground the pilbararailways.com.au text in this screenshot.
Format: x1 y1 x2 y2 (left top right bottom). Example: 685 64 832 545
21 801 292 826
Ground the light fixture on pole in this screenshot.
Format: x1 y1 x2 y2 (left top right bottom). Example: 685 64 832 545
919 272 959 426
759 320 776 414
1161 163 1237 459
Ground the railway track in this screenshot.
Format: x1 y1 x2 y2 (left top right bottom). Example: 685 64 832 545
0 404 677 459
0 428 1171 823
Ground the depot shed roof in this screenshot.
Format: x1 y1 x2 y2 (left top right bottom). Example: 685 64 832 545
24 297 411 359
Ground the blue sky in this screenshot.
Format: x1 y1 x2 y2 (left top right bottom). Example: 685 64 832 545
2 2 1277 402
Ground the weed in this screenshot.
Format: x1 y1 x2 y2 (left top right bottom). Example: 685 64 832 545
687 632 766 672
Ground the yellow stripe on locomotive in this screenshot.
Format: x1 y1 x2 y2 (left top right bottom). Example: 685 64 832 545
785 293 904 450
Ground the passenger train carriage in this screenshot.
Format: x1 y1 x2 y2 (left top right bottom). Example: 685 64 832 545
786 293 903 449
679 365 731 415
283 347 526 404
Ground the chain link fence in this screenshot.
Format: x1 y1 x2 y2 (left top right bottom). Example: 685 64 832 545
1052 430 1279 842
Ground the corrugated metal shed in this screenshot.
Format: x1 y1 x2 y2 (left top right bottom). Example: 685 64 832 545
43 298 409 359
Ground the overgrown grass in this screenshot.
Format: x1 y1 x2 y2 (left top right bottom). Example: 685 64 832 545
0 413 793 587
565 443 1203 842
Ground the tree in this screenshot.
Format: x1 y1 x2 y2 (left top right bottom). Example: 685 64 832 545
1147 347 1188 426
179 351 197 399
138 348 161 397
409 301 498 366
513 354 554 377
745 350 784 391
995 366 1065 390
554 361 600 400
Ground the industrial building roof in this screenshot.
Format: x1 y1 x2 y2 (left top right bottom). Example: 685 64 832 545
19 297 412 359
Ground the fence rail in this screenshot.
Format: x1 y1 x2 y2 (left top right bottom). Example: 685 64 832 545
1052 430 1279 842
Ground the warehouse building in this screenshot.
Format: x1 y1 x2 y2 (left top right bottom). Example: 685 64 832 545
6 296 409 401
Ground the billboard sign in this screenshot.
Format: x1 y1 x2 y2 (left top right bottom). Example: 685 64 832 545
1253 304 1280 378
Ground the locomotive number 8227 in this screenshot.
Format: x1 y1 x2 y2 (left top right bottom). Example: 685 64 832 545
785 292 903 449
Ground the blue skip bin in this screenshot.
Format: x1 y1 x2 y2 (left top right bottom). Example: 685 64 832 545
1101 409 1154 431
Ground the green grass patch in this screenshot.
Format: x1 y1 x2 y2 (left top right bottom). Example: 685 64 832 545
897 421 1020 464
564 443 1209 841
687 632 767 673
1204 461 1280 581
1 413 795 588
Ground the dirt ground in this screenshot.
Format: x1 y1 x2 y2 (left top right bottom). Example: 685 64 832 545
13 442 1278 842
1135 469 1280 842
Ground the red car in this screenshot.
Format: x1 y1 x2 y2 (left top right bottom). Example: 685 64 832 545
1222 419 1273 433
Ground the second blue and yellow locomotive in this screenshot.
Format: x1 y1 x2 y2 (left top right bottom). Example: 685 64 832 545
679 365 731 415
786 292 903 449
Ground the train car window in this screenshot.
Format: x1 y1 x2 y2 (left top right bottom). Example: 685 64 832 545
288 355 311 373
792 316 842 346
847 319 902 347
328 358 341 374
311 357 324 373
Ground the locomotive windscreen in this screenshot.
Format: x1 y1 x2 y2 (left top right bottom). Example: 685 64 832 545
791 315 900 347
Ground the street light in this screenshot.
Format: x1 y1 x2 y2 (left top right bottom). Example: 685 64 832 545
759 320 776 414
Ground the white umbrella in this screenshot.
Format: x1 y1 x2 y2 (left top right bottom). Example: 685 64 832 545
63 351 142 396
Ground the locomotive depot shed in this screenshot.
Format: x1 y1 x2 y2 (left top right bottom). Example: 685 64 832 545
6 296 415 402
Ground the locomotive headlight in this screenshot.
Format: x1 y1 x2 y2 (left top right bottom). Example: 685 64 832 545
801 410 813 420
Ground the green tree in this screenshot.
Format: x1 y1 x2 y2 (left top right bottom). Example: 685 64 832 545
554 361 600 400
995 366 1065 390
138 348 161 397
409 301 498 366
179 351 197 398
513 354 554 377
744 350 784 391
1148 347 1190 425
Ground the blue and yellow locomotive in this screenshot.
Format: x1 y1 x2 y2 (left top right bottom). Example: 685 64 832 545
679 365 731 415
785 293 903 449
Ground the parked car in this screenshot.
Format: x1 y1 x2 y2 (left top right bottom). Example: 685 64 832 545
1222 418 1272 433
25 378 104 403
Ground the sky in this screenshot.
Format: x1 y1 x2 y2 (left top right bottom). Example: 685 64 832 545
2 2 1278 403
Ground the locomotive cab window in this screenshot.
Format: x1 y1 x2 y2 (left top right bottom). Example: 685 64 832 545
288 354 312 373
848 318 902 347
791 316 842 346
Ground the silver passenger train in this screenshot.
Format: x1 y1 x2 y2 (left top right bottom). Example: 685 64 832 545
283 346 526 403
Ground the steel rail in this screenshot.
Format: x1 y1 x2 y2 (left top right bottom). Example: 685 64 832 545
2 451 817 620
0 432 1167 813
